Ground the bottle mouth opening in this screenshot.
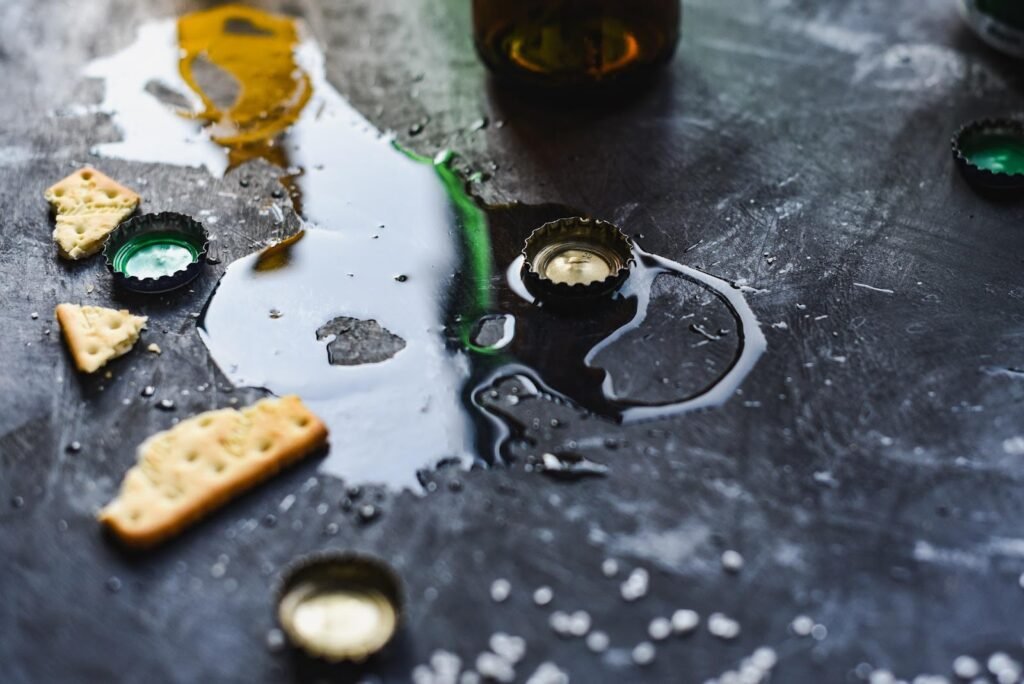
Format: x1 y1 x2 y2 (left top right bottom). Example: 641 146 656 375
522 217 634 301
276 553 403 662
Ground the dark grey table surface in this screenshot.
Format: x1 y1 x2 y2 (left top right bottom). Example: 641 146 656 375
2 0 1024 682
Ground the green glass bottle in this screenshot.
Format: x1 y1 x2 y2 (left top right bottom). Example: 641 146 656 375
472 0 681 88
959 0 1024 57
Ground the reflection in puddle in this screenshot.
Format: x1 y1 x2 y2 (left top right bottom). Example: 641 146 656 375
178 6 312 149
81 6 766 490
500 246 766 423
200 226 479 489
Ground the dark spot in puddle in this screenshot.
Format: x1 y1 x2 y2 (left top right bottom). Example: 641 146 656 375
315 316 406 366
188 54 240 111
143 80 193 111
223 16 275 36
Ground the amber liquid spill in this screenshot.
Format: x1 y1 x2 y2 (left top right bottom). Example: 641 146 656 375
80 6 766 490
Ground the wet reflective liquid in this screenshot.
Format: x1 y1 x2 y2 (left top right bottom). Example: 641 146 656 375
82 5 765 490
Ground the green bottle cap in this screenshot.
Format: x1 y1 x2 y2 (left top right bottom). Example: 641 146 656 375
959 0 1024 57
522 217 633 303
952 118 1024 194
276 552 403 663
103 212 209 293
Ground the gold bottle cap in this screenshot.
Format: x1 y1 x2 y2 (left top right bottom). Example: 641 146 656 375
522 217 633 301
276 553 402 663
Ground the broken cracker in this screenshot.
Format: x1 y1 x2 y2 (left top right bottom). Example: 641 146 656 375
55 303 147 374
44 167 140 260
98 395 328 548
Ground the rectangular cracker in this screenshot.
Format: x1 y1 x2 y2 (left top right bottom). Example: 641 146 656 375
55 303 147 373
44 166 140 260
98 395 329 548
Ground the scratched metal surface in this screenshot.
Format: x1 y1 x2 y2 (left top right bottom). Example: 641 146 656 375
1 0 1024 682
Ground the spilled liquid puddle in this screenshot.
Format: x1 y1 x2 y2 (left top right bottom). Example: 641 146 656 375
80 5 766 489
501 246 766 422
199 187 480 489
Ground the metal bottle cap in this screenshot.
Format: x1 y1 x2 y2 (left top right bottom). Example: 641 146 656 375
958 0 1024 58
521 217 633 301
103 212 209 293
276 552 402 663
952 118 1024 193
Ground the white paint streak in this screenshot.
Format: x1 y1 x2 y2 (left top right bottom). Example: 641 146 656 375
853 44 978 92
853 282 895 294
801 21 880 54
610 520 712 571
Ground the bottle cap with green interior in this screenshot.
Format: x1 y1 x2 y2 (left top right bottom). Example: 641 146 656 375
103 212 209 293
521 217 634 302
276 552 403 663
952 118 1024 193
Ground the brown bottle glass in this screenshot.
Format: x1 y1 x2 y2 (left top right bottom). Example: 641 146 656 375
472 0 681 88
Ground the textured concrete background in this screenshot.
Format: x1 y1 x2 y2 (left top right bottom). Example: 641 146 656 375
2 0 1024 682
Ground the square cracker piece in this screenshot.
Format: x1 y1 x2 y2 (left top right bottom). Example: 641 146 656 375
98 395 329 549
55 303 147 373
44 166 140 260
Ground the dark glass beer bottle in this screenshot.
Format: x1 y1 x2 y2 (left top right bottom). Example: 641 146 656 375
472 0 681 88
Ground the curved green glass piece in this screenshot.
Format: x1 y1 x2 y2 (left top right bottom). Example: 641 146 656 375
392 143 498 355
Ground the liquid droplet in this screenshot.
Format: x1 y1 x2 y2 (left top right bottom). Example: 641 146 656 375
533 452 608 479
357 504 379 523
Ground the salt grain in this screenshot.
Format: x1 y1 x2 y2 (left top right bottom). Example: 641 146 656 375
490 578 511 603
632 642 656 666
568 610 591 637
524 662 568 684
952 655 980 679
475 652 514 683
721 549 744 573
648 617 672 641
489 633 526 664
549 611 572 636
533 586 553 606
586 631 610 653
671 609 700 635
791 615 814 636
868 670 896 684
620 567 649 601
708 613 741 640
